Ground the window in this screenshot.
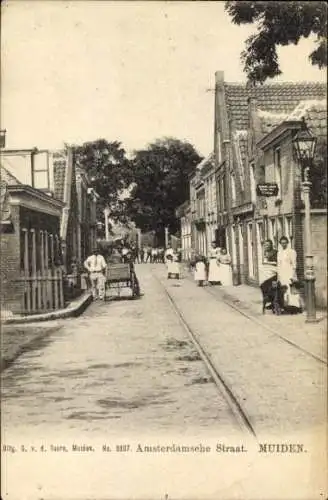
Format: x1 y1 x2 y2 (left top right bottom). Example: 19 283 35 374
268 218 276 244
274 148 282 198
221 177 226 211
259 165 266 183
277 217 284 240
256 222 264 264
32 151 50 191
284 216 293 245
230 173 236 207
33 170 49 190
250 163 256 203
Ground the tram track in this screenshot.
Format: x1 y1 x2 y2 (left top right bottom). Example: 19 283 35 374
203 284 327 366
153 273 258 439
172 265 327 366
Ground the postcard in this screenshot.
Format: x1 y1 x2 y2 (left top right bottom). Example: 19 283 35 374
1 1 327 499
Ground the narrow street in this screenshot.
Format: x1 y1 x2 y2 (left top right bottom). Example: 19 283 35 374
2 263 326 437
1 264 242 437
2 264 327 499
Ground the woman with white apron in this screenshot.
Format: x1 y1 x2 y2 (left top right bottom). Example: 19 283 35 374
193 255 207 286
277 236 301 309
207 242 221 285
218 248 233 286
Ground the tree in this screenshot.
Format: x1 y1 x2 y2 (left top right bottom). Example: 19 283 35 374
73 139 132 223
225 1 327 83
126 137 203 240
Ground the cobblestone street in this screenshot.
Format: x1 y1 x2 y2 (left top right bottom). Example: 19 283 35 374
2 264 327 499
1 265 242 437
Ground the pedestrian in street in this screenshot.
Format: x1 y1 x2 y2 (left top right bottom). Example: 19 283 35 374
145 246 152 263
277 236 300 309
151 247 157 263
84 247 107 300
207 241 221 285
193 255 206 287
166 253 180 279
260 239 283 314
158 247 165 263
218 248 233 286
164 243 174 263
125 249 141 297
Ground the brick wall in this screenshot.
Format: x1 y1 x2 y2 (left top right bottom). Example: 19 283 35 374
0 205 24 313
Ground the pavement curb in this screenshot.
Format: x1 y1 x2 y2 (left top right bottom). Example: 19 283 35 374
1 291 93 325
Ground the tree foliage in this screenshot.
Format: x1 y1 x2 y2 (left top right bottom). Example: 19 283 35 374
73 139 132 223
126 138 203 237
225 1 327 83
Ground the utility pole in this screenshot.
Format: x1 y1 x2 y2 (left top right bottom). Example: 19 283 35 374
164 226 169 248
104 207 110 240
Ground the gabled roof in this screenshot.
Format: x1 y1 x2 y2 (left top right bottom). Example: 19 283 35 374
0 165 22 186
224 81 327 131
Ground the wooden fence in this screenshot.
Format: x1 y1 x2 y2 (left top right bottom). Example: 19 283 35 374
15 268 64 314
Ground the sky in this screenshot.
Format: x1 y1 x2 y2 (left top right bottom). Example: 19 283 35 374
1 0 326 157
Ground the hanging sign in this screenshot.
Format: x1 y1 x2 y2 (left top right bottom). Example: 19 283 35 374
256 183 279 197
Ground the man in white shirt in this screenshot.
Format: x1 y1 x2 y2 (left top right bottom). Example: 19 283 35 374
84 247 107 300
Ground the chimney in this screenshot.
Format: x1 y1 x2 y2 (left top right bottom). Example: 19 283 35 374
215 71 224 85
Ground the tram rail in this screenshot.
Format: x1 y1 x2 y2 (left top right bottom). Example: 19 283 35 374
203 285 327 366
172 265 327 366
153 273 258 439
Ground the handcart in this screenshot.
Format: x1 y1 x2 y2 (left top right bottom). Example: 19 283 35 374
105 262 140 299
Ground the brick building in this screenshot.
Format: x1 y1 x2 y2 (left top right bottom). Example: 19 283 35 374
176 200 192 261
1 165 64 315
1 147 98 273
256 100 327 306
214 71 326 297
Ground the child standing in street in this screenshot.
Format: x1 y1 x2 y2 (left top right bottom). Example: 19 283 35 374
166 253 180 279
193 255 207 287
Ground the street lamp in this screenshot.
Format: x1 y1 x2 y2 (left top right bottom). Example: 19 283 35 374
292 118 317 323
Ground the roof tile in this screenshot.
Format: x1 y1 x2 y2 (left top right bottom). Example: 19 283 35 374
224 81 327 130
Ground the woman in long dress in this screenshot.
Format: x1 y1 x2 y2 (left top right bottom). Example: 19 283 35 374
277 236 301 309
193 255 207 287
208 242 221 285
218 248 233 286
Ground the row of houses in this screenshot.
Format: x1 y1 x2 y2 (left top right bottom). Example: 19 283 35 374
0 147 98 315
177 72 327 307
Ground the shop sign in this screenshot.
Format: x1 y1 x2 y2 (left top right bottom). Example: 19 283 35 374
256 183 279 197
